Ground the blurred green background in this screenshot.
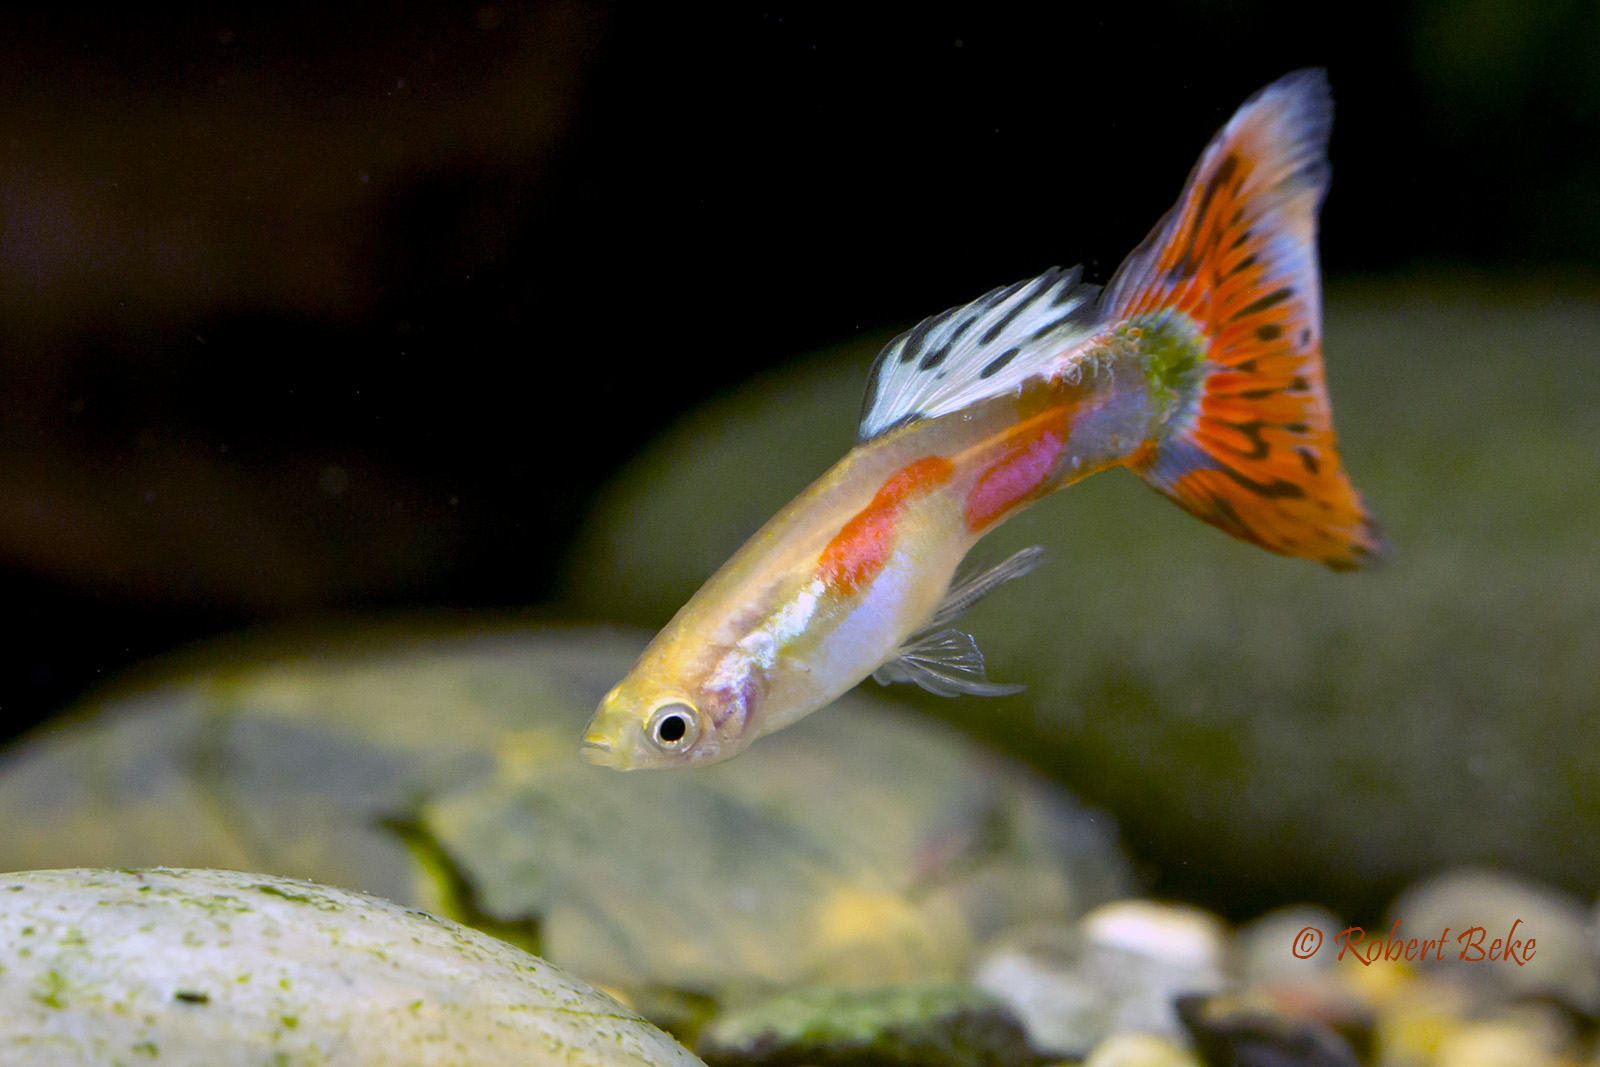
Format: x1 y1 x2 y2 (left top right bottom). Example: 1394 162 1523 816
0 1 1596 921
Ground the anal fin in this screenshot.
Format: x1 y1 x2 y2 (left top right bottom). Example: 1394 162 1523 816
873 629 1024 698
873 545 1041 698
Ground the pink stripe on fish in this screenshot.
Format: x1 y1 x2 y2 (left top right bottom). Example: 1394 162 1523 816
964 406 1073 531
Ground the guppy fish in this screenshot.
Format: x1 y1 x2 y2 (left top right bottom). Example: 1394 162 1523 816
582 69 1383 770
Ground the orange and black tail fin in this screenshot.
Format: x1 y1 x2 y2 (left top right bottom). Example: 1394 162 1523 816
1102 69 1385 570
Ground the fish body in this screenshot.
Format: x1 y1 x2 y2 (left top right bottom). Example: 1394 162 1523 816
582 71 1383 770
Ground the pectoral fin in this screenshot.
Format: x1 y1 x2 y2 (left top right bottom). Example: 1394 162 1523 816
930 545 1044 627
872 629 1024 698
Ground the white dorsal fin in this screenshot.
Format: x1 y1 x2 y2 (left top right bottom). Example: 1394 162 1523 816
858 266 1102 441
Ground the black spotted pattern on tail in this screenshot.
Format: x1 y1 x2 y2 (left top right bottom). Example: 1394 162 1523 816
1102 69 1384 570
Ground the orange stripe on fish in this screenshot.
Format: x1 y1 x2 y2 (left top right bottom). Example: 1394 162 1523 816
964 405 1074 532
818 455 955 595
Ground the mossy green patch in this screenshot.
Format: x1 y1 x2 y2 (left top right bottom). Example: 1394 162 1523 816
31 969 67 1010
1131 311 1205 408
175 893 250 916
384 816 543 957
249 884 343 913
698 982 1033 1067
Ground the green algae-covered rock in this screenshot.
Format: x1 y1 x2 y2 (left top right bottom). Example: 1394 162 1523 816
0 867 702 1067
0 627 1130 1005
696 983 1034 1067
559 280 1600 918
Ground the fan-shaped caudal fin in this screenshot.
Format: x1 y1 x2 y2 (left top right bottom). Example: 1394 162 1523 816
1102 70 1385 570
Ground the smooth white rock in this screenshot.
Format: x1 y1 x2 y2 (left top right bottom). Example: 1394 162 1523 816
0 867 703 1067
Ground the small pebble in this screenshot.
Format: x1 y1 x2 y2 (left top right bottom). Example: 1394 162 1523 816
1434 1016 1571 1067
1370 966 1474 1065
972 923 1114 1058
974 901 1228 1057
1390 868 1599 1013
1083 900 1229 976
1082 1032 1200 1067
1176 991 1361 1067
1238 904 1345 987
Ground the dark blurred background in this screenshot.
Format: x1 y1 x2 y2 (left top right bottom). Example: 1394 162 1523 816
0 1 1595 737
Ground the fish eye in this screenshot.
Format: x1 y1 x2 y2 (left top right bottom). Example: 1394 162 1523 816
645 701 700 753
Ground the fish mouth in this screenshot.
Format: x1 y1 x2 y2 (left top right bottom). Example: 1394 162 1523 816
579 734 624 768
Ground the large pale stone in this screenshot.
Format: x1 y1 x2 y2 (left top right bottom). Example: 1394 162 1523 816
0 867 702 1067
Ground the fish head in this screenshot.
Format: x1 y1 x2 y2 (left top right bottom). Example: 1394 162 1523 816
580 659 756 770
